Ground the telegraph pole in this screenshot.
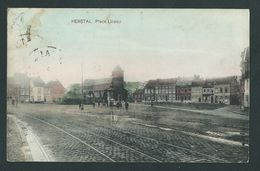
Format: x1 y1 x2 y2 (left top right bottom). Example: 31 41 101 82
81 63 84 110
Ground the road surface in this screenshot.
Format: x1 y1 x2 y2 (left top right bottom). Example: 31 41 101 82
7 103 249 162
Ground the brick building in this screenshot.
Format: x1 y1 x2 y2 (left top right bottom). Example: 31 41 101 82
133 89 143 102
175 80 192 103
143 78 178 102
44 80 66 103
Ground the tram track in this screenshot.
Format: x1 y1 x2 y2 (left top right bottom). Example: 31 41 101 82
24 114 162 162
25 112 227 162
70 116 229 163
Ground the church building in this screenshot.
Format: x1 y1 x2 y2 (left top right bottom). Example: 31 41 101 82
83 65 127 103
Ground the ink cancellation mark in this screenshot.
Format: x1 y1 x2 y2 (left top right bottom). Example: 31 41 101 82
30 46 63 65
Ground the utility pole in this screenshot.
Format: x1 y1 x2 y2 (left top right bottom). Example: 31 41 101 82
81 63 84 110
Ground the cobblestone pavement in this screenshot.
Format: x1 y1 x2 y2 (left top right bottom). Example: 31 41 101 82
7 115 32 161
7 104 249 162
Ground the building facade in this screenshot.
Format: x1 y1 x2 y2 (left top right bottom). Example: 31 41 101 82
30 77 45 103
202 82 214 103
45 80 66 103
83 65 127 104
142 76 240 105
191 81 204 103
133 89 143 102
214 84 231 104
175 80 192 103
7 77 20 104
206 76 240 105
240 47 250 109
143 78 178 103
14 73 30 102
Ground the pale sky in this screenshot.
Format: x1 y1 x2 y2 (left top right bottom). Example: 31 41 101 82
7 8 249 88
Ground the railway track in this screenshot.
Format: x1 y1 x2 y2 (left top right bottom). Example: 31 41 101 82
14 109 248 162
70 117 229 163
23 113 228 162
23 114 162 162
70 111 243 162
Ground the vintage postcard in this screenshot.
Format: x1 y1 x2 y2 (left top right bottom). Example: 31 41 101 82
7 8 249 162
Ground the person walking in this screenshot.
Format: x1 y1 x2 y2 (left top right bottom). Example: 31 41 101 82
79 101 81 110
125 101 129 110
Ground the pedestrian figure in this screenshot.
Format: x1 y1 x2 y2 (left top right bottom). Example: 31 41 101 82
79 102 81 110
92 102 95 108
116 102 120 109
81 104 84 110
125 101 129 110
98 101 100 107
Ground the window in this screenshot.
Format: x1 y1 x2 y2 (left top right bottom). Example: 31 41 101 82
225 87 228 93
215 96 218 103
220 88 223 93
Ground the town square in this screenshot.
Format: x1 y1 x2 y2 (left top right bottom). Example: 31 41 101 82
7 9 249 162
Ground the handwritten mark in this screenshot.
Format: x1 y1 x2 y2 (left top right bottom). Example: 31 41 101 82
47 46 57 49
18 25 32 46
30 46 63 66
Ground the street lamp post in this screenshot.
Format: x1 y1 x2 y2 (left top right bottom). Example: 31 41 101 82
81 63 84 110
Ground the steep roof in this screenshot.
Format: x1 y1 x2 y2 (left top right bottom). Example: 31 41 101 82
206 76 238 85
92 83 112 91
45 80 65 90
84 78 112 87
145 78 179 88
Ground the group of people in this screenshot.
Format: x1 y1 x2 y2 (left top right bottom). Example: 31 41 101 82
78 100 129 110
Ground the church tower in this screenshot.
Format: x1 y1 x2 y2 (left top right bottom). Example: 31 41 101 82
112 65 124 78
111 65 125 101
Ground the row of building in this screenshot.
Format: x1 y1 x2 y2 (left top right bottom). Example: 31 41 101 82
133 47 250 109
133 76 240 105
7 47 249 109
7 73 66 103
